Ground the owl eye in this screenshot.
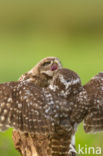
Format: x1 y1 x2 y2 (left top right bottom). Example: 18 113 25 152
67 80 70 83
42 61 51 66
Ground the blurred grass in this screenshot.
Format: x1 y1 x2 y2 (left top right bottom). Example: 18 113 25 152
0 33 103 156
0 0 103 155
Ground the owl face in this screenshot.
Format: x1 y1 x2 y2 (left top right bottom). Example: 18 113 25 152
19 57 62 87
29 57 62 77
49 68 83 97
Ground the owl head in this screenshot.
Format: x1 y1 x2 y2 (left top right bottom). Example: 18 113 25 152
49 68 83 97
19 57 62 87
29 57 62 76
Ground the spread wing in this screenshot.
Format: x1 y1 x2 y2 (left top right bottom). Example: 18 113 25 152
0 81 49 133
0 81 76 155
83 72 103 133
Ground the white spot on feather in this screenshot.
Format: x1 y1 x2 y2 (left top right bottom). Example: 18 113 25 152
1 116 5 121
8 98 13 103
18 104 22 109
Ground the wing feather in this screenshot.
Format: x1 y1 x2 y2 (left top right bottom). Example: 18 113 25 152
84 72 103 133
0 81 47 132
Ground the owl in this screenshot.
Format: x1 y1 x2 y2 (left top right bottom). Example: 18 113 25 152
83 72 103 133
13 56 63 156
0 68 89 156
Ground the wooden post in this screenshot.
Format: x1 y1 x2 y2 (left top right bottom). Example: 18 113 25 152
12 130 50 156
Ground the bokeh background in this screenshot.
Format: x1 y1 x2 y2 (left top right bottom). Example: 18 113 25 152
0 1 103 156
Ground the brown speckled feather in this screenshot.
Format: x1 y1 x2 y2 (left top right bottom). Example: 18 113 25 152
0 67 89 156
84 72 103 133
0 80 76 155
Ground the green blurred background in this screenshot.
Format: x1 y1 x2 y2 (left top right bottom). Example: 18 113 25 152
0 1 103 156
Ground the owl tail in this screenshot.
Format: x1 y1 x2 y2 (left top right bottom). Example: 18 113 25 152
83 72 103 133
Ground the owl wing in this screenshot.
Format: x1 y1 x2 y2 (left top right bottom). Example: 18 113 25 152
0 81 49 133
83 72 103 133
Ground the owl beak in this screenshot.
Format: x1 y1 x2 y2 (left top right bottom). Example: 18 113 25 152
54 59 62 68
51 60 62 71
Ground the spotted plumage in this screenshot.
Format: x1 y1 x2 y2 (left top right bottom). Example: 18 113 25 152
0 67 89 156
84 72 103 133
